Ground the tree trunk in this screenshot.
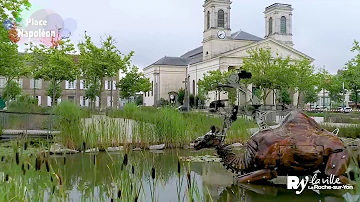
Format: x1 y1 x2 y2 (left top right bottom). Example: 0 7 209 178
110 78 113 109
52 79 56 107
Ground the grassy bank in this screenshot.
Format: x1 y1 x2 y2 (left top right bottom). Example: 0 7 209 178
321 124 360 139
54 102 256 150
305 112 360 124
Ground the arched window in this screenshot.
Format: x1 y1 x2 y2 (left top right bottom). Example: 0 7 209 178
151 81 153 96
217 9 224 28
207 11 210 29
268 17 273 34
193 80 195 95
280 16 286 34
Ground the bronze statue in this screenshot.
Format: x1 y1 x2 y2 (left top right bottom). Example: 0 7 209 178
193 110 354 185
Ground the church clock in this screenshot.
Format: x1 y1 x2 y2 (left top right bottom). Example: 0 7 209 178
217 30 226 39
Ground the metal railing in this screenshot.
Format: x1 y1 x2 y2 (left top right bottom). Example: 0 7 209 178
0 111 58 136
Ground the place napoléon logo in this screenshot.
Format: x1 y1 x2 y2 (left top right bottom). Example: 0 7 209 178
3 6 77 46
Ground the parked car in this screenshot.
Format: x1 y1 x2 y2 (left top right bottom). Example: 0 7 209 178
339 107 352 113
208 100 227 112
177 105 191 111
313 106 328 112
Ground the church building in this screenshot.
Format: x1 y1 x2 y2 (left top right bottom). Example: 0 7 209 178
143 1 314 108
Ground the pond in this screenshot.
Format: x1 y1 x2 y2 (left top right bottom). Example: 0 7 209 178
0 148 357 201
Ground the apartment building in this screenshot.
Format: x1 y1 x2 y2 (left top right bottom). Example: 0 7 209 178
0 76 119 109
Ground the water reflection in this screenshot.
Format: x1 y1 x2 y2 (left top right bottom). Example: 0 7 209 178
216 183 347 202
2 149 355 201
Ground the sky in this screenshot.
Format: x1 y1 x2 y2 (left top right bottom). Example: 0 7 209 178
16 0 360 74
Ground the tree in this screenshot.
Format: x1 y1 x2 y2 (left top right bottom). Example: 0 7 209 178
0 0 31 21
304 87 319 108
197 69 243 106
117 66 151 101
2 80 22 101
46 81 62 104
177 88 185 105
278 89 292 106
242 47 295 104
292 58 317 108
350 92 360 103
78 32 133 109
135 94 143 106
197 69 233 103
84 80 101 109
25 34 79 106
326 75 344 104
341 40 360 108
0 1 31 95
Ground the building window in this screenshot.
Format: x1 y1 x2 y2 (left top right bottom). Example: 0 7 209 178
30 79 42 89
107 96 113 107
80 96 88 107
280 16 286 34
0 78 6 88
193 80 195 95
104 80 116 90
65 81 76 89
217 9 224 28
207 11 210 29
35 95 41 106
80 80 88 90
269 17 273 34
68 96 75 102
151 81 153 96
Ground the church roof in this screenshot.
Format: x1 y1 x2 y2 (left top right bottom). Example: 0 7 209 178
231 30 263 41
148 30 263 67
151 56 190 66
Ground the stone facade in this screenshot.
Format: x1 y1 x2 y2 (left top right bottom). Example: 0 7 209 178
143 2 314 108
0 76 119 109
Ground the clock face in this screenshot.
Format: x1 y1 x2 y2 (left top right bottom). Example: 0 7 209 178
217 30 226 39
170 95 174 99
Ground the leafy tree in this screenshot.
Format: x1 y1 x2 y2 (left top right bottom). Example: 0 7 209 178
2 80 22 101
177 88 185 105
197 70 224 101
78 32 133 109
135 94 143 106
326 75 344 104
84 80 101 109
304 87 319 107
117 66 151 101
242 48 294 104
341 40 360 108
0 0 31 44
0 0 31 21
278 89 292 106
25 34 79 106
46 81 62 104
197 69 238 104
0 1 31 93
292 58 317 108
350 92 360 103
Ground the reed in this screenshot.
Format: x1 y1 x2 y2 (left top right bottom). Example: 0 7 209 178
0 144 214 201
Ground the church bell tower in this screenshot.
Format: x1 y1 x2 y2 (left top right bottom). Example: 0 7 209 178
202 0 232 60
264 3 294 47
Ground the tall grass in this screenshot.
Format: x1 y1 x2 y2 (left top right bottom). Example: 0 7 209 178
321 124 360 139
54 102 255 150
